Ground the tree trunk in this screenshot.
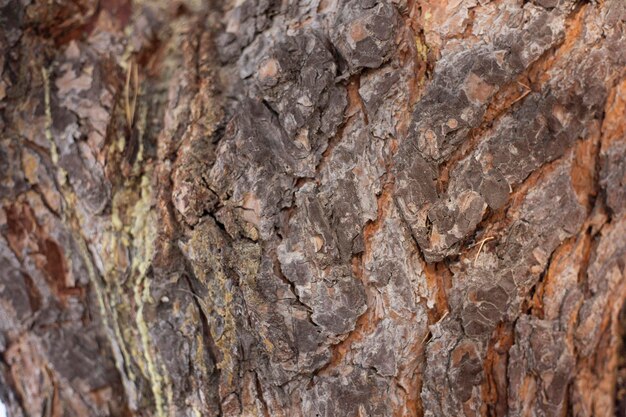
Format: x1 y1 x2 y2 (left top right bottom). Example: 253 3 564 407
1 0 625 416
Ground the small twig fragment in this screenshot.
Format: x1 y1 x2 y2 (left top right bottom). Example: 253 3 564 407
474 236 495 265
421 310 449 344
124 61 139 128
512 81 531 105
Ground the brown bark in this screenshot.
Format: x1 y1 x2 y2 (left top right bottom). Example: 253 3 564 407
1 0 625 416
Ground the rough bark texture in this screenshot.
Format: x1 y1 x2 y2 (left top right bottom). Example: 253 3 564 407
1 0 625 416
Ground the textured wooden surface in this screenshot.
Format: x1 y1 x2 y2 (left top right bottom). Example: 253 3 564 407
0 0 625 416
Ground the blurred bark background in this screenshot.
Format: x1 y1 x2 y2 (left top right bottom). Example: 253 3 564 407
0 0 625 416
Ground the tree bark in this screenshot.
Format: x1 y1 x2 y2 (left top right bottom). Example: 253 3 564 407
1 0 625 416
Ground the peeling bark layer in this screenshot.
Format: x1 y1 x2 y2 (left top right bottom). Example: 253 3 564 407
0 0 625 416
